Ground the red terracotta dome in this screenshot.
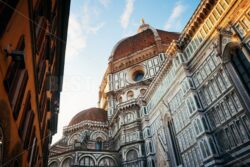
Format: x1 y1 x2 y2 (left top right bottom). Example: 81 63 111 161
68 108 107 126
109 23 179 62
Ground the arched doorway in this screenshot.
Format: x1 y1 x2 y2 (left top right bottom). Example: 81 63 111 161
222 42 250 112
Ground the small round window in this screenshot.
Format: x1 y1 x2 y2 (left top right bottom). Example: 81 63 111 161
133 71 144 82
140 89 146 96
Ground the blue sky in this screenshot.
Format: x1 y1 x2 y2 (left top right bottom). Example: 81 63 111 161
53 0 200 143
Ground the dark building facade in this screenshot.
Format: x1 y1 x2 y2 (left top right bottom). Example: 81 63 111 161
0 0 70 166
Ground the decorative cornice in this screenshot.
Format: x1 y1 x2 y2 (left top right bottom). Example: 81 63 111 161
106 78 153 96
63 120 108 134
109 45 164 73
179 0 217 47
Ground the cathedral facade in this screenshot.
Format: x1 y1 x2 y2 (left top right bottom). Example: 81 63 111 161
49 0 250 166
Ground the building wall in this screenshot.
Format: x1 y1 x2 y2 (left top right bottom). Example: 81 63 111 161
49 151 119 167
143 0 250 167
106 52 167 167
107 53 165 119
0 0 70 166
49 121 120 167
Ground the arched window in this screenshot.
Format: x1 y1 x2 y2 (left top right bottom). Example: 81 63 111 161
127 91 134 100
118 96 123 103
197 119 203 133
98 157 116 166
209 138 217 154
62 158 73 167
202 117 208 131
49 161 59 167
231 48 250 94
194 122 199 135
200 140 211 159
199 142 206 158
147 129 151 136
0 126 3 166
140 89 146 96
80 156 95 166
96 137 103 150
69 134 80 145
203 140 211 157
126 150 138 161
125 113 134 123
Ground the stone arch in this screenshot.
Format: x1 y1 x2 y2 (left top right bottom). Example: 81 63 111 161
68 133 81 145
97 155 117 166
140 88 147 96
60 155 74 167
163 112 171 123
221 41 250 113
90 131 108 141
79 154 97 164
116 94 123 103
79 155 96 166
126 149 138 161
127 90 134 100
124 148 139 160
221 41 242 64
48 160 60 167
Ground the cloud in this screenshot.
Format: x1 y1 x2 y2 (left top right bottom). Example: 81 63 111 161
65 1 105 60
66 15 87 60
120 0 134 29
164 2 186 31
99 0 110 8
82 1 105 34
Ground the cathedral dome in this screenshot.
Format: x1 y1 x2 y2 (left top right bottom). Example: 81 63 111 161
68 108 107 126
109 21 179 62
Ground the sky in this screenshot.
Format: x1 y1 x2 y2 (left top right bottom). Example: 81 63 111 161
52 0 200 143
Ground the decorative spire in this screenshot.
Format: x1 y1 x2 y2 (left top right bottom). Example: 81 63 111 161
137 18 149 33
141 18 145 24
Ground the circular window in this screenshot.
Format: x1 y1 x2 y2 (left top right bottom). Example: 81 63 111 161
140 89 146 95
118 96 122 103
127 91 134 100
132 71 144 82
